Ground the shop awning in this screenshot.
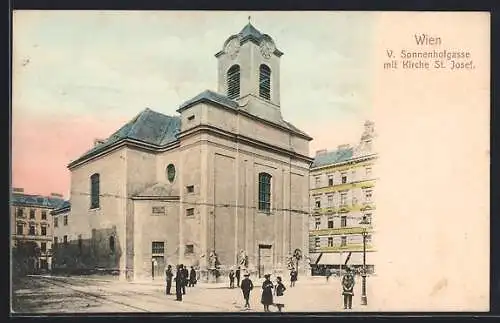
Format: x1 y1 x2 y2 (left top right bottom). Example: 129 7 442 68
309 253 322 265
317 252 370 266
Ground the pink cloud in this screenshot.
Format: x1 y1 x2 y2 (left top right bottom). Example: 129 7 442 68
12 113 129 198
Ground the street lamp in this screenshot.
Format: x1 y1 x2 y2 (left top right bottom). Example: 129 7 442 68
359 216 370 306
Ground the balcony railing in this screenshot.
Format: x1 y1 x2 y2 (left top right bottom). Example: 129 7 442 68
310 203 376 215
311 179 376 194
309 226 373 236
13 234 52 241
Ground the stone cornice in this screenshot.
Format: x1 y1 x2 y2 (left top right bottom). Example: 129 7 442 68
178 124 313 164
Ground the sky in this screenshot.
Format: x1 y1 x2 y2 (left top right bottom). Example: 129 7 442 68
12 11 375 198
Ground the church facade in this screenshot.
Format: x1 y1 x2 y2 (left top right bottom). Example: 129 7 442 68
64 22 313 281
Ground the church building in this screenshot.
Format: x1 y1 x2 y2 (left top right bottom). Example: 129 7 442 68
64 22 313 281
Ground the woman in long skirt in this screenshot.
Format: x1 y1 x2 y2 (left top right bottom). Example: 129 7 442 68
261 274 274 312
274 276 286 312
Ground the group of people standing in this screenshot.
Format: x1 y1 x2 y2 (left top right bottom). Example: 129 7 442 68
233 270 295 312
164 264 197 301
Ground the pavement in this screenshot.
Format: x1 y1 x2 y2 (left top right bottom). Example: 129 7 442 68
12 274 380 313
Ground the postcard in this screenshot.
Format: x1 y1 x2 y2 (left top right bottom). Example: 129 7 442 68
11 10 490 313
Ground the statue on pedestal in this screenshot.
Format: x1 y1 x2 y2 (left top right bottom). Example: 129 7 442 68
208 250 219 270
238 249 248 269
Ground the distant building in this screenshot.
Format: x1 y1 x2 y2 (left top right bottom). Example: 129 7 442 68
50 201 72 272
11 188 65 274
62 21 312 281
308 121 377 275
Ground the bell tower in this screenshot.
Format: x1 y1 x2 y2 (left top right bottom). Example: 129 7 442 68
215 19 284 110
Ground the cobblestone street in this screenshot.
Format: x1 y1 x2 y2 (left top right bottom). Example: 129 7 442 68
12 275 378 313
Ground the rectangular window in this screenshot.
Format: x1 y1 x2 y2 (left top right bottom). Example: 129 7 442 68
41 226 47 236
315 176 321 187
366 235 372 244
341 236 347 247
315 197 321 208
327 216 334 228
340 192 348 206
186 185 194 193
185 244 194 254
258 173 272 213
41 242 47 252
187 115 195 121
16 224 23 235
341 216 347 228
29 225 35 235
366 167 372 178
17 208 24 218
152 241 165 254
63 235 68 245
54 237 58 246
328 175 334 186
365 189 373 202
90 173 100 209
186 208 195 217
314 237 321 248
341 173 347 184
363 214 372 224
64 215 68 225
152 206 166 215
41 210 47 220
327 194 334 207
352 197 358 206
315 216 321 230
328 237 333 247
30 209 35 219
54 217 58 227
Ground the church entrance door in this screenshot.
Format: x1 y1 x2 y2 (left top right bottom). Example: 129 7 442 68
258 244 273 278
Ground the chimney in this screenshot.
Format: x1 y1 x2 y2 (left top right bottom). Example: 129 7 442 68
94 138 105 147
51 193 63 198
13 187 24 193
315 149 327 156
337 144 350 150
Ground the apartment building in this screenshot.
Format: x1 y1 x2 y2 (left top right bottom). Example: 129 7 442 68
11 188 65 274
308 121 377 275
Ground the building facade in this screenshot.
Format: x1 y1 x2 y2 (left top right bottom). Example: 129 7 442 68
63 22 312 281
308 121 377 275
11 188 65 275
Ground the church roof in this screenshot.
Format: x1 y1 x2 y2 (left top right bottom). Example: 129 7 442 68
51 200 71 215
177 90 238 112
69 108 181 168
11 193 65 209
239 22 264 42
311 147 354 168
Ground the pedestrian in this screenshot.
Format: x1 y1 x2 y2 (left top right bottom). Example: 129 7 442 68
235 266 241 287
290 269 297 287
261 274 274 312
342 266 355 310
240 272 254 309
326 268 332 283
175 265 183 301
165 265 173 295
181 264 188 295
229 269 235 288
274 276 286 312
189 266 197 287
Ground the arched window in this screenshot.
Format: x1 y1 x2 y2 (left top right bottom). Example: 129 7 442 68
227 65 240 99
258 172 272 213
259 64 271 100
109 236 115 253
90 173 100 209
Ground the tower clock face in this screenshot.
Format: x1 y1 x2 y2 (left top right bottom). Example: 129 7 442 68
226 38 240 59
260 40 274 59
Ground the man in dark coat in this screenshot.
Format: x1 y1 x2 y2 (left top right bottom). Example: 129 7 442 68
240 272 253 309
181 264 188 294
290 269 298 287
235 267 241 287
342 266 355 309
175 265 183 301
189 266 197 287
165 265 173 295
